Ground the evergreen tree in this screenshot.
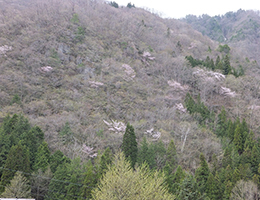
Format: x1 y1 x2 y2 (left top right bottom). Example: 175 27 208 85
80 160 96 199
184 92 196 114
20 126 44 169
195 153 210 193
1 171 31 198
168 165 186 194
223 55 232 75
34 141 50 172
0 142 30 191
238 163 251 181
31 167 53 200
49 150 70 173
223 180 232 200
137 137 155 169
222 148 232 169
251 145 260 174
232 168 241 185
122 123 138 169
177 175 205 200
165 139 177 171
152 140 167 169
215 55 221 67
99 147 113 176
206 173 217 200
215 107 227 137
233 124 243 154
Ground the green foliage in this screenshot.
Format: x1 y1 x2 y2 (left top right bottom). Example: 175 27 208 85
59 122 74 144
195 153 210 193
122 123 138 169
49 150 70 173
215 107 227 137
177 175 206 200
92 152 175 200
137 137 156 169
10 94 21 105
109 1 119 8
34 141 50 172
71 13 79 24
80 160 96 199
218 44 231 54
223 55 232 75
165 139 177 172
127 2 135 8
99 147 113 176
0 142 30 191
1 171 31 198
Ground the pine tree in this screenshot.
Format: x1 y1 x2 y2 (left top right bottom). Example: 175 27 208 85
251 145 260 175
1 171 31 198
184 92 196 114
215 55 221 67
206 173 217 200
122 123 138 169
80 160 96 199
0 142 30 191
223 180 232 200
137 137 155 168
168 165 186 194
99 147 113 176
49 150 70 173
233 125 243 154
31 167 53 200
232 168 241 185
215 107 227 137
177 175 205 200
34 141 51 172
195 153 210 193
223 55 232 75
165 139 177 171
222 147 232 168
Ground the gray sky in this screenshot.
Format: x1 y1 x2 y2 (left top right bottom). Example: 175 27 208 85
115 0 260 19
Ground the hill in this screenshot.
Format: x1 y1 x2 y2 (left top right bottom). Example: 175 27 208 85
181 9 260 66
0 0 260 180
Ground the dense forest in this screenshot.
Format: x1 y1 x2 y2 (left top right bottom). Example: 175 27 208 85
1 0 260 199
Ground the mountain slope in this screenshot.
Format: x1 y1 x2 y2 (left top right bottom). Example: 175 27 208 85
0 0 259 171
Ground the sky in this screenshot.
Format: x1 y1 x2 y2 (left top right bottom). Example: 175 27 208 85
115 0 260 19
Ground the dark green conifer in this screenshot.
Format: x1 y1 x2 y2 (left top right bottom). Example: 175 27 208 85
195 153 210 193
0 142 30 192
223 55 232 75
34 141 51 172
206 173 217 200
122 123 138 169
215 107 227 137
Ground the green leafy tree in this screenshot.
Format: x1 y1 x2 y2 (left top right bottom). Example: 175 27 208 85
167 165 186 194
1 171 31 198
165 139 177 171
122 123 138 169
232 168 241 185
92 152 175 200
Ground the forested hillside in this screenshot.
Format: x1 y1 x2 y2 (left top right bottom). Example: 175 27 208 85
1 0 260 199
182 10 260 67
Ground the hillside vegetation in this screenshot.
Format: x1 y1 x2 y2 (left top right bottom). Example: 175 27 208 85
1 0 260 199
